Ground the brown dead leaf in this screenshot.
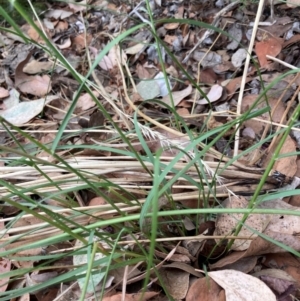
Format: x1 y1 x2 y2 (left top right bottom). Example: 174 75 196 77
289 193 300 207
213 179 300 268
136 63 151 79
210 251 248 270
162 262 202 277
109 266 142 284
159 268 189 299
22 22 52 43
255 37 283 68
253 269 298 299
263 135 297 178
225 76 253 98
35 287 59 301
88 110 105 140
199 68 218 84
260 17 292 38
286 0 300 7
102 292 158 301
55 20 68 32
23 60 54 74
15 52 52 97
208 270 276 301
213 61 235 74
212 229 300 270
72 33 92 52
89 196 107 206
186 277 225 301
214 195 272 251
196 84 223 105
176 107 190 116
45 8 73 19
242 96 285 135
75 91 99 112
163 6 184 29
99 46 127 71
164 34 177 45
0 87 9 99
28 271 58 285
16 75 52 97
283 34 300 49
161 85 192 106
125 42 146 55
166 65 178 78
231 48 247 68
0 98 48 126
69 0 87 12
263 253 300 286
263 252 300 269
214 256 258 273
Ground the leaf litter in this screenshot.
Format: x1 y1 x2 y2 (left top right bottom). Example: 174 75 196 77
1 0 300 300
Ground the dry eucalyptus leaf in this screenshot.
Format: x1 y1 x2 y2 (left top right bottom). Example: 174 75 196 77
186 277 225 301
252 269 297 287
29 271 58 284
182 239 203 257
15 52 52 97
242 127 256 140
154 71 172 97
154 248 190 263
45 9 74 19
214 195 272 251
263 135 297 178
216 256 258 274
23 60 54 74
136 80 160 100
109 266 141 283
102 292 158 301
255 37 283 67
136 63 151 79
227 23 242 50
215 177 300 256
252 269 297 298
193 51 222 68
161 85 192 106
0 87 9 99
162 262 203 277
242 96 286 135
211 212 300 269
286 0 300 7
99 55 114 70
69 0 87 12
159 268 189 300
18 74 51 96
208 270 276 301
99 46 127 71
0 97 54 127
263 80 294 102
231 48 247 68
261 200 300 247
196 84 223 105
76 91 99 112
125 42 146 55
